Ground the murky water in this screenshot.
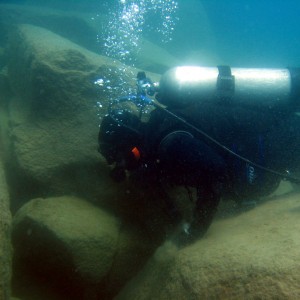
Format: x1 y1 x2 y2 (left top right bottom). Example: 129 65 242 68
1 0 300 299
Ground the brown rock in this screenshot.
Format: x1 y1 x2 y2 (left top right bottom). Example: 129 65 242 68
116 192 300 300
12 196 116 299
4 24 149 210
12 196 155 300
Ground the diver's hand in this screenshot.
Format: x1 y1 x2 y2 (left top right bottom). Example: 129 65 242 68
170 219 210 248
169 222 198 248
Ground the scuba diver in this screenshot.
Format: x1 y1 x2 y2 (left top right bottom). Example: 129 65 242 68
98 65 300 247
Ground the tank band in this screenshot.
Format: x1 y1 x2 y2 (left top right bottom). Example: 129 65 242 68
217 65 235 101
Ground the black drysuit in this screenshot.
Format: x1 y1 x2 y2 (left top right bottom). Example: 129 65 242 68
140 101 300 244
99 100 300 245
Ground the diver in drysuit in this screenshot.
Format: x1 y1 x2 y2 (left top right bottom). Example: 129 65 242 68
98 66 300 247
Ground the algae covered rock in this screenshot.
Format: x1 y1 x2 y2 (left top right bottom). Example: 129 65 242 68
12 195 156 299
7 23 118 121
116 193 300 300
1 17 172 210
5 23 139 208
12 196 113 298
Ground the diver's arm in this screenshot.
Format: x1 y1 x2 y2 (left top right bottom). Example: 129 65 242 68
176 186 221 246
158 130 228 246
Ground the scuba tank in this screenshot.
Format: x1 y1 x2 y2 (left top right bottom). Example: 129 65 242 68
157 66 300 109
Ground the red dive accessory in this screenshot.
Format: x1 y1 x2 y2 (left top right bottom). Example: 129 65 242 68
131 146 141 161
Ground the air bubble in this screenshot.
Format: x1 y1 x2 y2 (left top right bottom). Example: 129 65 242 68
94 78 105 86
96 0 179 120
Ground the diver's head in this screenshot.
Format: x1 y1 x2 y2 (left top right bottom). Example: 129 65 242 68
98 109 144 180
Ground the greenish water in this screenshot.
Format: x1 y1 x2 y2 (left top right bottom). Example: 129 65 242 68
1 1 300 299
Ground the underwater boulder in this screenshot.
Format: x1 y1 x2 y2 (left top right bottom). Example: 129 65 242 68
116 192 300 299
12 196 119 299
0 159 12 300
4 23 155 209
12 196 155 300
7 23 126 121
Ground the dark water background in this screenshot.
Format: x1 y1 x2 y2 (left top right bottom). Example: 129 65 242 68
1 0 300 69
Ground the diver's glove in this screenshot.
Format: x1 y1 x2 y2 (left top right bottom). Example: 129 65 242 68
170 221 207 248
171 187 221 248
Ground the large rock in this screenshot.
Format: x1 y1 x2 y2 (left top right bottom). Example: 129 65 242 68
12 196 155 300
116 192 300 299
0 159 12 300
4 23 153 210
